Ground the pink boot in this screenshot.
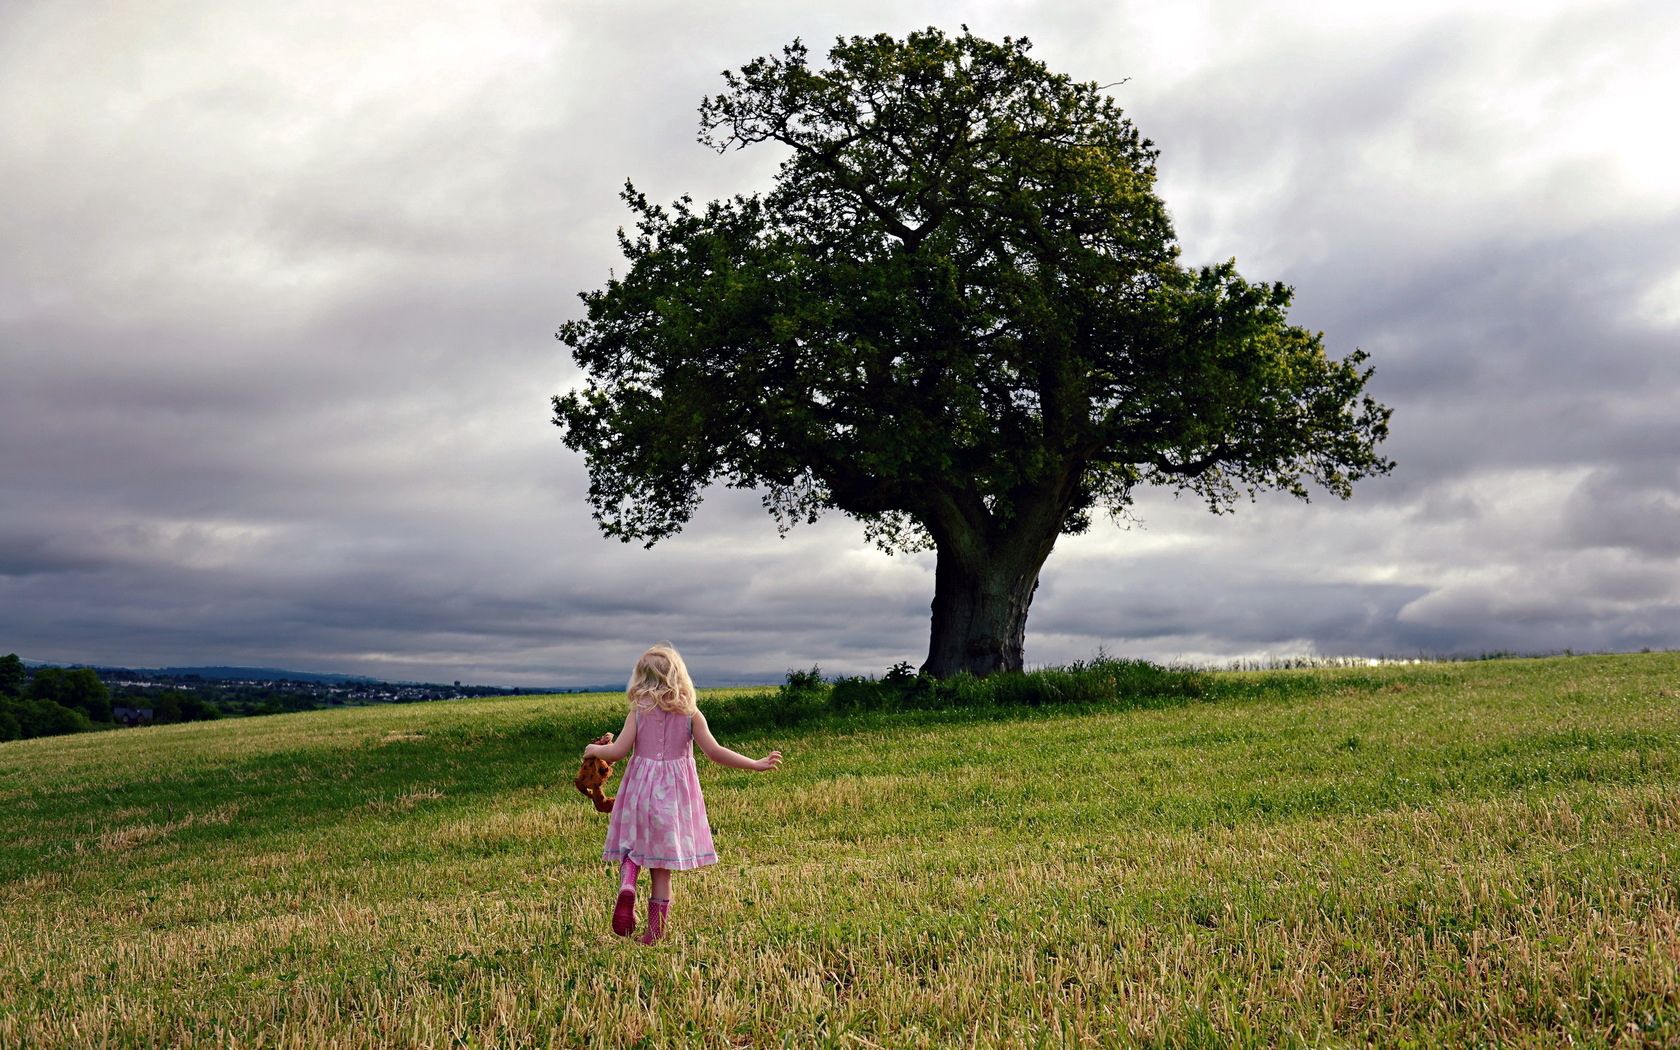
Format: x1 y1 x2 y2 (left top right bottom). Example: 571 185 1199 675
638 898 669 945
611 859 639 937
612 888 636 937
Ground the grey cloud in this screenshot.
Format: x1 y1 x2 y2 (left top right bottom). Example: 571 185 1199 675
0 534 111 577
1560 466 1680 558
1395 558 1680 656
1035 572 1432 653
4 1 1679 682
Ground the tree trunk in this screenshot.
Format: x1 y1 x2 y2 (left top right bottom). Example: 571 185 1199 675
921 536 1051 678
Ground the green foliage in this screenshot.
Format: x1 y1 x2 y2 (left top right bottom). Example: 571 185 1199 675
554 26 1391 551
704 666 829 734
24 666 64 703
1 695 94 738
707 657 1211 733
831 657 1209 714
0 653 24 698
780 665 827 711
149 690 223 725
0 660 109 740
189 696 223 722
26 667 112 722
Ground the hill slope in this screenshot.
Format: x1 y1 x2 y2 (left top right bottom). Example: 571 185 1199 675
2 654 1677 1046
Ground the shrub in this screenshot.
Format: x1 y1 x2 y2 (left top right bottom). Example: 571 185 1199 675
702 689 778 734
8 697 95 739
711 658 1210 732
781 666 825 704
830 658 1206 715
1067 657 1213 704
0 704 20 742
184 696 223 721
829 676 894 712
703 667 830 734
27 667 112 722
0 653 24 698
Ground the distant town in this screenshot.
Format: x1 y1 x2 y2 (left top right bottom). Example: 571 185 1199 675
0 653 604 742
101 665 574 718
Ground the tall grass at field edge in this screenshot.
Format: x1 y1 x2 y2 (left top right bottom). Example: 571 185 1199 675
700 656 1352 737
707 658 1162 728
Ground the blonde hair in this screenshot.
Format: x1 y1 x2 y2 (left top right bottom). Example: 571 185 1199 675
626 643 699 716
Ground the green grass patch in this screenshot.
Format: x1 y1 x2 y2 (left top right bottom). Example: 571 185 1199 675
2 652 1677 1046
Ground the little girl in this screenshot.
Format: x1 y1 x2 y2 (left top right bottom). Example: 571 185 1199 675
583 643 782 944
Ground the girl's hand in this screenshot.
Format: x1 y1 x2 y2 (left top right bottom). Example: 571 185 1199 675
753 751 783 772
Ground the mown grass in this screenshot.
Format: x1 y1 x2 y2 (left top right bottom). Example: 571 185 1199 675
1 653 1677 1047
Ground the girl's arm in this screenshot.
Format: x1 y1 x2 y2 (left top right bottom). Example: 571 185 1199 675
693 710 782 771
584 708 638 762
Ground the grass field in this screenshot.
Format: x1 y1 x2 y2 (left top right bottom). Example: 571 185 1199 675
2 653 1678 1047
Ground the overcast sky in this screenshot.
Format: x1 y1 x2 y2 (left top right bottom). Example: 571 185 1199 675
4 0 1677 686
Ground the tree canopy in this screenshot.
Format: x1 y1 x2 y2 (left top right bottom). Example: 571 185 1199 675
27 666 112 722
553 27 1392 676
0 653 23 698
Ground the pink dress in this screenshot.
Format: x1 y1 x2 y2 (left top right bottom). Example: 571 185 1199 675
601 704 716 870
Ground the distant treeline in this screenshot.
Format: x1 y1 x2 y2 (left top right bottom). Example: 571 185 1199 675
0 654 213 741
0 653 547 743
108 675 536 719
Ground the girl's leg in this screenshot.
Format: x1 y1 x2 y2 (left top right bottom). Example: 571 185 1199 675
641 868 672 945
611 857 640 937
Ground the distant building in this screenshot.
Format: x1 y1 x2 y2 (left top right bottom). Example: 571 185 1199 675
112 706 154 726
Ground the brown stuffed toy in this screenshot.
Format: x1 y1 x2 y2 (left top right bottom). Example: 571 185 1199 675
574 732 616 813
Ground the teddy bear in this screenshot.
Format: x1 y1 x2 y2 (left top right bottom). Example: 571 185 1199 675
574 732 616 813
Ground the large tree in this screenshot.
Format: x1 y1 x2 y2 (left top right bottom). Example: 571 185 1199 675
553 27 1392 677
